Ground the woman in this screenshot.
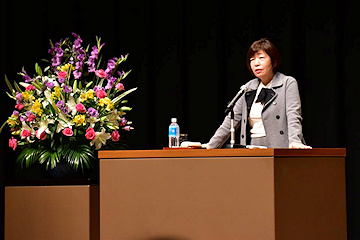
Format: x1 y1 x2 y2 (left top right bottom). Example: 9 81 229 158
207 38 311 149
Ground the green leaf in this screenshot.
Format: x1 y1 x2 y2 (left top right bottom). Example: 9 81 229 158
73 79 78 93
85 81 93 89
6 92 16 100
4 75 15 94
119 106 132 111
112 87 137 105
122 69 132 79
13 81 22 93
0 120 7 133
35 63 43 76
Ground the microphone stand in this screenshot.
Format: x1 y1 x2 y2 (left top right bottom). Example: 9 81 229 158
225 85 247 148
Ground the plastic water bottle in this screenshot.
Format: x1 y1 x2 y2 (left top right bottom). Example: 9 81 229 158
168 118 180 148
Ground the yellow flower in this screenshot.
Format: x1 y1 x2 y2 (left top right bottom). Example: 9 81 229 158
73 115 86 126
98 97 111 107
32 99 43 116
7 116 19 128
79 92 87 102
79 89 95 102
58 63 75 72
106 102 114 111
86 89 95 99
51 86 61 100
22 91 34 102
98 97 114 111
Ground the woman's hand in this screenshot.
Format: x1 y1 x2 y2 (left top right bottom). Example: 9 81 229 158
289 142 312 149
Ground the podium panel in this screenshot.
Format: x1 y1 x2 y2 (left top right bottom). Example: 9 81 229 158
5 185 99 240
99 148 346 240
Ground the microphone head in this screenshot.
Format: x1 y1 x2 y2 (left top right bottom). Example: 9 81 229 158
240 84 247 91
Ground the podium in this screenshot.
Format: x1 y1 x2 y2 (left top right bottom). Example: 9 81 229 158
99 148 347 240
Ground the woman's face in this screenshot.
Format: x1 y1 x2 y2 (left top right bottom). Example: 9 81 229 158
250 50 275 84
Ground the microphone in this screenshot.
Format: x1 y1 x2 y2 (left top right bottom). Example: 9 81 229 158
224 85 247 115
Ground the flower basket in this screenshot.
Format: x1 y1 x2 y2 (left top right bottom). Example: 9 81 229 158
1 33 137 173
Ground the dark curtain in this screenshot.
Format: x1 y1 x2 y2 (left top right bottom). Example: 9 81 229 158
1 0 359 239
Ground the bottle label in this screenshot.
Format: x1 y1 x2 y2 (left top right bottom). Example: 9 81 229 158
169 125 177 137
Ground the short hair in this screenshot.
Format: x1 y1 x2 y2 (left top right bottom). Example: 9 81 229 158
246 38 282 75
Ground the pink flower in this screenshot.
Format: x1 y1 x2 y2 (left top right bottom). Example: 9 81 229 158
111 130 120 142
21 129 31 138
119 117 127 126
26 113 36 122
58 71 67 78
62 127 74 136
95 89 106 99
75 103 86 113
95 69 106 78
123 126 131 131
85 127 96 140
25 85 36 91
9 137 17 151
15 103 24 110
35 130 47 140
115 83 124 91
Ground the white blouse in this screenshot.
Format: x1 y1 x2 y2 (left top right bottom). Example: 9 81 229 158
248 80 273 138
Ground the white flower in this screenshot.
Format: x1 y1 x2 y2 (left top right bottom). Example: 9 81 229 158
87 116 100 128
90 128 111 150
66 94 79 116
42 90 53 108
106 109 121 127
56 112 73 133
36 117 55 137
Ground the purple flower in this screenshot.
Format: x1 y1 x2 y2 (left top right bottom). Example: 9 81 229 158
12 110 19 117
56 100 69 114
87 45 100 72
93 86 102 92
20 115 27 122
105 81 114 90
56 100 65 109
52 57 61 67
73 39 82 49
55 48 64 58
105 77 117 90
46 81 55 89
62 85 72 93
120 117 127 126
105 59 116 74
19 69 32 83
58 77 65 83
75 61 83 70
87 107 99 117
73 70 82 79
88 65 96 73
62 106 69 114
72 32 79 38
15 92 23 101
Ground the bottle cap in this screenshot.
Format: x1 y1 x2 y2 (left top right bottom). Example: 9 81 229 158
171 118 177 123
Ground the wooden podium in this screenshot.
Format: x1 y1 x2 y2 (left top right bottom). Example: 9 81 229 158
99 148 347 240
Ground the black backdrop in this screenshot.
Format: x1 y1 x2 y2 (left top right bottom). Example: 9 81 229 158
1 0 359 239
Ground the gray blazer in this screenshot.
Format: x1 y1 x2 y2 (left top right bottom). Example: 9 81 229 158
207 72 305 148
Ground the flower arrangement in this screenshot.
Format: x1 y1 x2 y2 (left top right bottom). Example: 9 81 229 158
1 33 136 171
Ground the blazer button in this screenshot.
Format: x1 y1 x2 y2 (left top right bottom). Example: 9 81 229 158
241 134 244 138
280 131 284 135
276 115 280 119
273 101 277 105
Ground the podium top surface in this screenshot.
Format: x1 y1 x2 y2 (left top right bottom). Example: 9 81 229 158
98 148 346 159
